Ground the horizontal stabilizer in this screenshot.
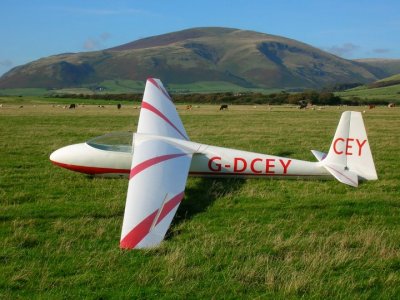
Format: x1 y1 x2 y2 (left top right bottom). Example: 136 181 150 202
323 163 358 187
311 150 327 162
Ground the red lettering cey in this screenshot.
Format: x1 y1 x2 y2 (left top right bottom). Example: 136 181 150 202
333 138 367 156
265 158 275 174
345 138 354 155
208 156 222 172
333 138 345 154
356 139 367 156
250 158 262 174
279 159 292 174
234 157 247 172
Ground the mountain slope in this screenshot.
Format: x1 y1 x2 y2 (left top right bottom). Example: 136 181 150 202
336 73 400 103
0 27 387 90
355 59 400 78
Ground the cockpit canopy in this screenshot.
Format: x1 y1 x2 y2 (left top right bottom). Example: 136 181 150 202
86 132 133 153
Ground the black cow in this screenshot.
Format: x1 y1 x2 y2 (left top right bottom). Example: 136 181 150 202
298 100 307 109
117 103 122 109
219 104 228 110
69 104 76 109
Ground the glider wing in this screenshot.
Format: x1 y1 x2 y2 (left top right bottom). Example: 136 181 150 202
120 78 193 249
137 78 189 140
120 136 193 249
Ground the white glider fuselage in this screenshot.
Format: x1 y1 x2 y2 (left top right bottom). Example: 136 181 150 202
50 134 330 179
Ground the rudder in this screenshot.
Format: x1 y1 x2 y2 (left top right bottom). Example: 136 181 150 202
323 111 377 186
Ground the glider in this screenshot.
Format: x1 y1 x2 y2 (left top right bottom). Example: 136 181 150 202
50 78 378 249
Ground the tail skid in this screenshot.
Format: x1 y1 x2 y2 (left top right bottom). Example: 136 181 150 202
321 111 377 187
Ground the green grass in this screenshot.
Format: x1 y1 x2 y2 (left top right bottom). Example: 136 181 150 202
376 74 400 83
0 80 278 96
337 83 400 103
96 79 146 93
0 88 49 96
167 81 281 94
0 95 141 106
1 104 399 298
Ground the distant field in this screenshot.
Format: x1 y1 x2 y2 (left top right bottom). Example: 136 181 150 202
0 103 399 298
0 88 49 96
337 84 400 103
0 80 278 96
376 74 400 82
0 95 141 106
167 81 281 94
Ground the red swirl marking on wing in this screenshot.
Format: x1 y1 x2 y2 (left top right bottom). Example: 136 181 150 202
120 191 185 249
129 153 187 179
141 101 189 140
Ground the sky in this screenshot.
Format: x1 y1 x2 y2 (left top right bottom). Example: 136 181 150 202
0 0 399 76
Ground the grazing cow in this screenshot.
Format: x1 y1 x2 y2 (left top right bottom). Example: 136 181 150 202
186 105 192 110
98 105 105 108
368 105 375 109
69 104 76 109
117 103 122 109
298 100 308 109
388 103 395 108
219 104 228 110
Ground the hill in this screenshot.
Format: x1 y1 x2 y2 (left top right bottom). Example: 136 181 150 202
336 73 400 104
355 59 400 78
0 27 387 92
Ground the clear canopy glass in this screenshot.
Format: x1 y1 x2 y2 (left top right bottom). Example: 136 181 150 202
86 132 133 153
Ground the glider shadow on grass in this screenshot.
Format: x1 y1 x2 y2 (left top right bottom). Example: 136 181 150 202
167 177 245 239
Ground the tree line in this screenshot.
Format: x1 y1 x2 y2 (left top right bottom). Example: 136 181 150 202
51 90 389 106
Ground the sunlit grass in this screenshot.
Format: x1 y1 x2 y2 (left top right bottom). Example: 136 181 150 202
0 104 399 298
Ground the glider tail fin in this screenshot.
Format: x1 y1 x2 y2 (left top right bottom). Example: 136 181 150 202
322 111 377 187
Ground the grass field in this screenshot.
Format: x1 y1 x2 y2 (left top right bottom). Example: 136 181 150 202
337 84 400 103
1 102 399 298
0 80 278 96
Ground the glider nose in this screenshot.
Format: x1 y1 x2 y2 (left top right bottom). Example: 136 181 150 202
49 143 87 171
49 147 65 164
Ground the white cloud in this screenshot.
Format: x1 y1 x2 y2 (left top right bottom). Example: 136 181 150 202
373 48 390 54
83 38 99 51
325 43 360 58
82 32 112 51
55 6 153 16
0 59 13 68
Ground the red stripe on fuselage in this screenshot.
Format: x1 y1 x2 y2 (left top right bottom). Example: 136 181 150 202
50 160 129 175
141 101 189 140
51 160 325 178
188 171 325 178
